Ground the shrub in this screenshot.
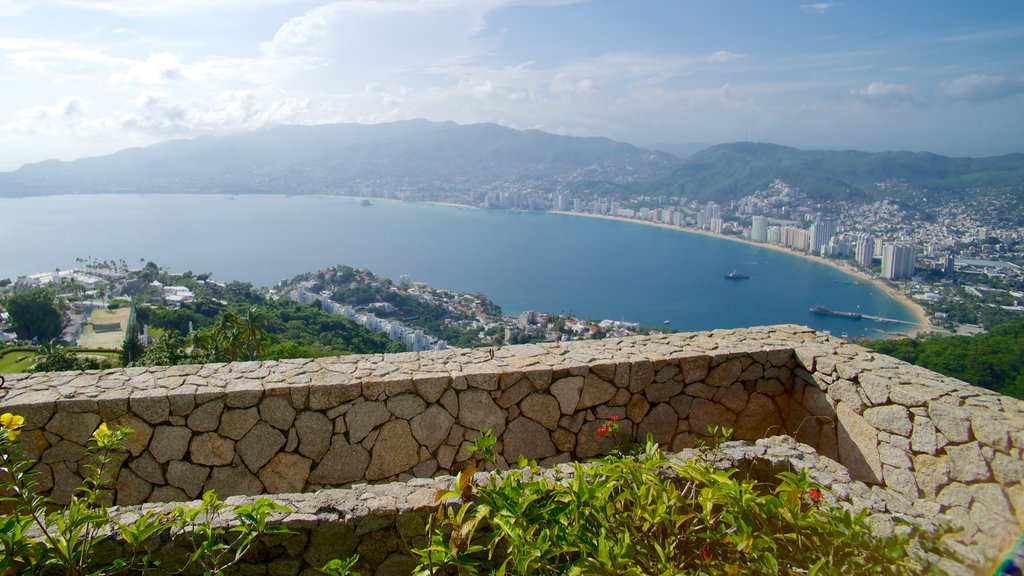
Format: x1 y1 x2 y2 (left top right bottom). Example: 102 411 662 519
0 413 289 575
412 432 953 576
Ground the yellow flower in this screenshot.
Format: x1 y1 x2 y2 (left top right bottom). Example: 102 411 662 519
0 413 25 440
92 422 114 447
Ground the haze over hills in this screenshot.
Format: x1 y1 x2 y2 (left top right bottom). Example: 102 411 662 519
0 120 1021 203
0 120 675 198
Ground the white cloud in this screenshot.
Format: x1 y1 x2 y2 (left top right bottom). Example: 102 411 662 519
800 3 837 13
851 81 918 106
941 74 1024 103
708 51 745 64
2 96 84 135
0 0 30 17
109 52 186 84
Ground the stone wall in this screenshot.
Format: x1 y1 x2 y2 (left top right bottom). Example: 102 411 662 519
2 324 1023 571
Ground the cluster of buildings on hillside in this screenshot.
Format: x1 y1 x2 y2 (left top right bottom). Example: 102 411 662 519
289 284 448 352
282 270 646 351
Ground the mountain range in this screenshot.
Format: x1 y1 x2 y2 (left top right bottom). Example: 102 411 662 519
1 120 1021 203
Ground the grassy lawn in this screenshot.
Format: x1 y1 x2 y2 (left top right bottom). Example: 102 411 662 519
0 348 120 374
0 350 37 374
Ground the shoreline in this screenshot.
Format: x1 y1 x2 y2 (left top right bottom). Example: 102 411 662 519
549 210 931 337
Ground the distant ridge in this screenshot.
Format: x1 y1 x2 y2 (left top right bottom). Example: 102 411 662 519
0 122 1020 202
0 119 676 197
638 142 1024 202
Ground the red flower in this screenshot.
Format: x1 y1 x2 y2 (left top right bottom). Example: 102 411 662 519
806 488 823 504
609 416 620 422
596 425 610 438
699 544 714 562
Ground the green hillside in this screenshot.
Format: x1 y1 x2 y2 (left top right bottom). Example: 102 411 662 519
637 142 1024 202
864 321 1024 399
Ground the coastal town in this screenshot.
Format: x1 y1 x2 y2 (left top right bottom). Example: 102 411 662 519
352 177 1023 338
2 174 1022 361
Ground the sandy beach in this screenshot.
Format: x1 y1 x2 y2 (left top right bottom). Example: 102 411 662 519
549 210 931 337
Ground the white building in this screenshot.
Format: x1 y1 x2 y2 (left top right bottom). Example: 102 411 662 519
855 234 875 268
751 216 769 243
882 243 916 280
809 218 837 256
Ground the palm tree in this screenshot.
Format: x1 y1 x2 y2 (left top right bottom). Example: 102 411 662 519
212 311 241 361
238 306 268 361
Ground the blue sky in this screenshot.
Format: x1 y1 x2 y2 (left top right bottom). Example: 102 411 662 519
0 0 1022 170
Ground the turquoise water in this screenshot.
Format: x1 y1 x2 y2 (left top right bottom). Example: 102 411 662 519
0 194 916 337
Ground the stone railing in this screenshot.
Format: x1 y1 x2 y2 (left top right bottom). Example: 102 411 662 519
2 324 1023 572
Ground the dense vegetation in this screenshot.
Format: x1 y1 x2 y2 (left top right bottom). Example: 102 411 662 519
3 286 63 341
865 321 1024 399
635 142 1024 203
136 296 403 367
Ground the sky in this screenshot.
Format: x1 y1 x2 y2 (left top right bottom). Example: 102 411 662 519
0 0 1022 171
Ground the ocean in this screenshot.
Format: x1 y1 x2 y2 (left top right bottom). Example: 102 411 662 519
0 194 916 338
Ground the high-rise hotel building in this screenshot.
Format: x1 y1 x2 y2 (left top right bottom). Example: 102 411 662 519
882 243 916 280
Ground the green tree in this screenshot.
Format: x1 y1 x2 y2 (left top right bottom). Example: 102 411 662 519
5 287 63 341
121 321 144 366
31 341 105 372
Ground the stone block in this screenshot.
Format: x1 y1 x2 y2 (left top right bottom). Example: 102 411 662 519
130 392 170 425
258 453 312 494
345 401 390 444
503 416 556 461
732 393 783 441
714 383 749 413
644 380 684 404
237 421 286 473
413 374 449 403
680 356 710 384
863 405 912 437
366 420 419 481
910 416 939 455
519 394 560 431
205 465 264 497
913 453 950 498
882 465 918 498
457 389 506 436
688 398 736 438
992 452 1024 485
46 411 101 445
946 442 993 483
626 394 650 423
219 408 259 440
149 425 192 463
628 360 655 392
856 371 891 405
110 413 153 457
189 432 235 466
836 402 881 484
166 460 210 499
295 411 332 460
637 403 677 446
577 373 616 410
928 400 972 443
706 359 742 387
550 377 583 415
115 468 152 506
386 394 426 420
187 399 224 432
410 405 455 452
259 396 297 431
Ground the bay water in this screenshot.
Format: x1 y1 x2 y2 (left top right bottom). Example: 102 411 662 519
0 194 916 338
